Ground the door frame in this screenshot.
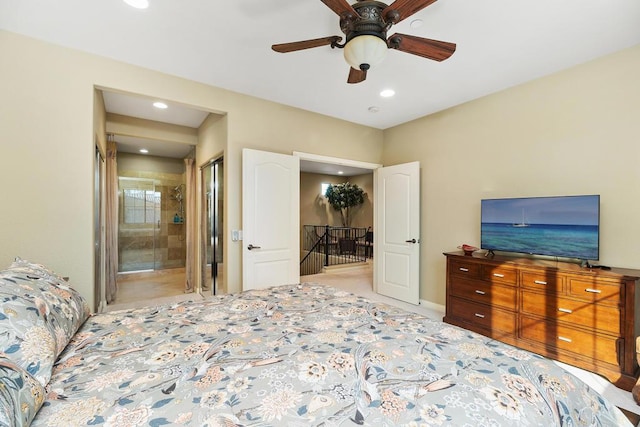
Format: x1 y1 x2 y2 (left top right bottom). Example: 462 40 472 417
200 155 225 295
294 153 421 303
294 151 382 278
293 152 382 172
294 151 381 264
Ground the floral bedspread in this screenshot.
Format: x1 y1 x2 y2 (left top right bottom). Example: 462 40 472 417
31 284 630 426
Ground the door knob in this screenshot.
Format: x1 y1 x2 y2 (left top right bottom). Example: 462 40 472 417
405 239 417 244
247 244 261 250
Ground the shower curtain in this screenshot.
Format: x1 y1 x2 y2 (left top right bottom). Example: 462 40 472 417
184 158 197 292
105 139 118 303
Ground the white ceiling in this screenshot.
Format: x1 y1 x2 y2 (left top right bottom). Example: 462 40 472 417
103 91 206 158
1 0 639 132
115 134 196 159
300 160 372 177
103 91 210 128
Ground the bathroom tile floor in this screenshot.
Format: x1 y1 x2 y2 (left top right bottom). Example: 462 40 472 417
108 267 197 311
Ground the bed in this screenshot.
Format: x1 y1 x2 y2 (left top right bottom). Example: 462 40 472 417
0 259 632 426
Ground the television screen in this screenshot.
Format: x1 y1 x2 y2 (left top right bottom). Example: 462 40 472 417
481 195 600 260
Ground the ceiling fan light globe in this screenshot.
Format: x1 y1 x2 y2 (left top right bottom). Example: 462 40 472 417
344 35 388 71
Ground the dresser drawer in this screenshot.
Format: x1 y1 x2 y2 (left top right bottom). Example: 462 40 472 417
451 278 517 311
520 315 621 366
449 259 481 278
520 291 621 335
444 251 640 390
481 265 517 286
521 271 564 293
449 297 516 334
567 278 622 306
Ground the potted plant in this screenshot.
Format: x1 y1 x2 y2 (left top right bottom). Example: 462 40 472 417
325 182 365 227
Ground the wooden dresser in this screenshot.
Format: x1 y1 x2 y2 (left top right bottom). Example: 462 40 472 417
443 251 640 390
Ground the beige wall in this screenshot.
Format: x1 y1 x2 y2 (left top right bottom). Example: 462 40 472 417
221 98 383 293
347 174 374 230
117 152 186 175
196 114 227 167
4 28 635 309
383 44 640 305
300 172 373 230
0 30 384 308
106 112 199 146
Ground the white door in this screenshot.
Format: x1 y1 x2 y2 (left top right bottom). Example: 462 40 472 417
242 149 300 290
374 161 420 304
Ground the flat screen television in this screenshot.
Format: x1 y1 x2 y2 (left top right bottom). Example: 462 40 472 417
481 195 600 261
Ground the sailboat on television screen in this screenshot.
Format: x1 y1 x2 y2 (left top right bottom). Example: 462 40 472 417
512 208 529 227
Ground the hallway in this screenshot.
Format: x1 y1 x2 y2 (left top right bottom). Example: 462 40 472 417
109 268 196 311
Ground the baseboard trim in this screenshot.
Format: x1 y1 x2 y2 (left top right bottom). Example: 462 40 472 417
322 262 368 273
419 299 445 318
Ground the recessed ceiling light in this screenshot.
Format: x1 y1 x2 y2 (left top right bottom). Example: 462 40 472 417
139 149 149 154
368 106 380 113
123 0 149 9
410 19 423 29
380 89 395 98
153 101 168 109
338 171 344 175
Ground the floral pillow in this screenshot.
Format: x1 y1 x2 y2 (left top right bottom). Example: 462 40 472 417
0 259 91 387
7 258 91 349
7 258 68 284
0 273 58 386
0 353 45 427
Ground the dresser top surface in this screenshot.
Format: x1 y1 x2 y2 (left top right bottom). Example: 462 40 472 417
444 251 640 280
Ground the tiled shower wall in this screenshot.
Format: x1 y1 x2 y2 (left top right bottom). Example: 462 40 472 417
118 170 186 272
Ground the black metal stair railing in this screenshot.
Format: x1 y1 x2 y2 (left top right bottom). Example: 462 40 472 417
300 225 369 276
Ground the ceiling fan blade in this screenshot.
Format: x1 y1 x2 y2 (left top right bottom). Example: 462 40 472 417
383 0 437 24
387 33 456 61
347 67 367 84
321 0 358 18
272 36 342 53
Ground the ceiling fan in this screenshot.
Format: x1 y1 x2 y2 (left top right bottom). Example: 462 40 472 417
271 0 456 84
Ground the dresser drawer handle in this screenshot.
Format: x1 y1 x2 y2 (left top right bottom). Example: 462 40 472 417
493 273 505 278
585 288 602 294
459 267 469 272
474 313 485 318
558 308 573 314
475 290 486 295
534 280 547 285
558 336 573 343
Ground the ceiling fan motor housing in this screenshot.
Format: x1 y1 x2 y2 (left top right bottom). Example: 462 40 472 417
342 1 390 71
343 1 390 43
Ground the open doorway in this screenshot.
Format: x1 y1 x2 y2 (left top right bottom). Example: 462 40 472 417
97 89 215 309
295 152 380 290
240 149 420 306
